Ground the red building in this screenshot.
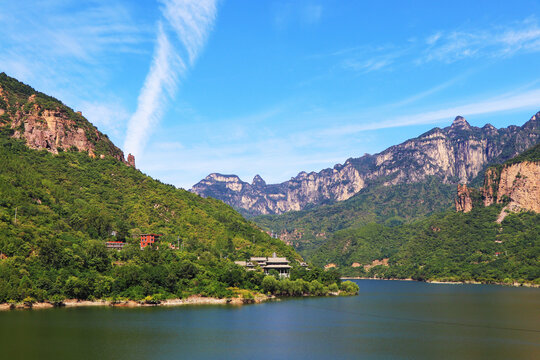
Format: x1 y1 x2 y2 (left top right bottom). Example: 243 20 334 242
140 234 162 249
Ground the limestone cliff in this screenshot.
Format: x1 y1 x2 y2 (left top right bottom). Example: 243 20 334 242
455 184 473 213
193 112 540 216
494 161 540 213
0 73 127 163
456 142 540 217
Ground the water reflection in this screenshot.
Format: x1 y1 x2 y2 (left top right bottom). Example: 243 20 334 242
0 280 538 359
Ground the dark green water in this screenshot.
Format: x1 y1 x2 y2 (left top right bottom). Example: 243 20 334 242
1 280 539 359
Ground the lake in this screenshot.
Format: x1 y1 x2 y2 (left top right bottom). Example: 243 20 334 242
1 280 539 359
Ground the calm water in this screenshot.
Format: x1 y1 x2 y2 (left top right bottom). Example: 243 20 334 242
1 280 539 359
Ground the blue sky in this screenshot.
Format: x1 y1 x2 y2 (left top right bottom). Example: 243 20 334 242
1 0 540 189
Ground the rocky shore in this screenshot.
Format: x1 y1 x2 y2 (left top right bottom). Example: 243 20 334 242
341 277 540 288
0 295 272 311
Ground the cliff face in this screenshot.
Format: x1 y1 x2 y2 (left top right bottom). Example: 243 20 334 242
0 73 128 164
193 112 540 216
456 142 540 217
455 184 473 213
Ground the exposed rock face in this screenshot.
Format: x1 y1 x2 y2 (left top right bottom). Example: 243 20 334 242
192 112 540 216
0 73 127 163
127 153 136 168
493 161 540 213
455 184 473 213
456 142 540 216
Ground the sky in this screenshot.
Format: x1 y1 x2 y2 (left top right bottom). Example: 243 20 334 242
1 0 540 189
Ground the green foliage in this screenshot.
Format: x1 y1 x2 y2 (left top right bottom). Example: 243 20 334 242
0 73 124 160
311 205 540 284
0 133 304 302
504 142 540 165
254 178 455 258
339 281 359 295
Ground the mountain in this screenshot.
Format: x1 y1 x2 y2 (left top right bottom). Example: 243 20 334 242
308 143 540 285
456 142 540 218
191 113 540 216
0 72 129 164
254 178 455 258
0 75 351 304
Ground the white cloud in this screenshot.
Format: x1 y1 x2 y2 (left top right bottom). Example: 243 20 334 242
0 1 148 81
124 24 183 157
124 0 217 157
421 18 540 63
328 18 540 74
78 100 130 138
426 32 442 45
161 0 217 65
319 88 540 136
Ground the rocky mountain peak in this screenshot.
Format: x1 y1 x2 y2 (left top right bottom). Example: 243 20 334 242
523 111 540 130
451 116 471 129
252 174 266 187
192 112 540 216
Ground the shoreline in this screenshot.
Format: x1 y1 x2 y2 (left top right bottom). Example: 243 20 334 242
341 277 540 288
0 294 272 312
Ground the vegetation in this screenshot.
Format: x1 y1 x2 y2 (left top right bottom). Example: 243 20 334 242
504 142 540 165
0 130 350 303
310 205 540 285
254 178 455 257
0 72 124 160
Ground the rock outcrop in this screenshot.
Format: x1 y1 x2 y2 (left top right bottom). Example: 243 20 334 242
0 73 127 163
493 162 539 213
193 112 540 216
127 153 136 168
456 142 540 217
455 184 473 213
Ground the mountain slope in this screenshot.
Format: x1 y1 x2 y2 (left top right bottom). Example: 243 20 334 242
253 177 455 258
192 113 540 216
0 72 127 163
1 75 349 303
309 145 540 285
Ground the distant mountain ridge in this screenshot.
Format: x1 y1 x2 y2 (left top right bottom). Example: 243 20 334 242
192 112 540 216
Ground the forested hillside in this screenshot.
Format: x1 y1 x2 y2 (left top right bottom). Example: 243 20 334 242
0 75 356 304
311 205 539 284
309 144 540 285
0 130 310 302
254 178 455 257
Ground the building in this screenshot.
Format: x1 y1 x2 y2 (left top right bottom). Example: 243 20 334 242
235 253 291 278
264 253 291 278
140 234 162 249
106 241 125 250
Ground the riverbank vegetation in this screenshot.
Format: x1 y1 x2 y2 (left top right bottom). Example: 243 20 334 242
0 132 351 304
311 205 540 285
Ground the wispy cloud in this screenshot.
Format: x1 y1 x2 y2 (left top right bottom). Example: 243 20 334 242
0 0 150 144
421 18 540 63
124 0 217 157
329 18 540 74
0 1 148 82
318 88 540 136
138 82 540 189
78 100 130 138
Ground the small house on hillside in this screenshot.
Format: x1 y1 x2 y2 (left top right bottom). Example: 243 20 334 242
140 234 162 249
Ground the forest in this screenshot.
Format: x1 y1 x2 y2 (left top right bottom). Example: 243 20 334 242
0 130 357 304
